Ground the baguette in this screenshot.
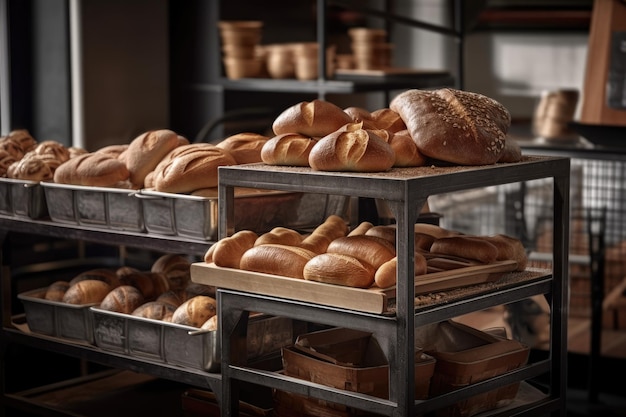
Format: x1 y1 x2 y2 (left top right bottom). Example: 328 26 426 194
239 244 317 279
374 253 428 289
326 235 396 269
430 235 499 264
303 253 376 288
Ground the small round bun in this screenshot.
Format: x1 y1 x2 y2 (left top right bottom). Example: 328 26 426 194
171 295 218 328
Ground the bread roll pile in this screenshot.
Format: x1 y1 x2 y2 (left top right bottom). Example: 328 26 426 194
204 217 528 289
260 89 522 172
0 130 86 181
39 254 218 329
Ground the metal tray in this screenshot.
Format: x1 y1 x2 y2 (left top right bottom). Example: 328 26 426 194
138 189 306 240
41 182 144 231
18 287 95 344
0 177 48 219
91 307 295 372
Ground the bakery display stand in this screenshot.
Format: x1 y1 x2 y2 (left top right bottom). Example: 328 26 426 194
208 156 570 417
0 219 221 415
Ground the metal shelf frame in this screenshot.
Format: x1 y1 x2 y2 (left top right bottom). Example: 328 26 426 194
215 156 570 417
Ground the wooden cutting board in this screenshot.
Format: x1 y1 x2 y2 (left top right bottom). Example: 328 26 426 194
190 259 518 314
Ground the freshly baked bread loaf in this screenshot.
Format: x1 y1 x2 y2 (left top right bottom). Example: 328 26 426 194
33 140 70 163
370 108 407 133
216 132 269 164
240 244 317 279
212 230 259 268
343 106 377 130
171 295 217 328
389 88 511 165
0 137 25 160
326 235 396 269
156 289 187 308
364 225 396 244
132 301 176 321
384 129 426 167
254 227 302 247
374 252 428 288
96 144 129 159
119 271 170 300
6 129 36 153
125 129 180 187
308 122 395 172
348 221 374 236
44 280 70 301
62 279 112 305
412 223 459 240
151 254 191 290
299 214 348 254
152 144 237 193
260 133 317 167
484 234 527 271
53 152 130 186
430 235 499 264
69 268 121 288
8 155 53 181
303 253 376 288
272 99 353 138
99 285 145 314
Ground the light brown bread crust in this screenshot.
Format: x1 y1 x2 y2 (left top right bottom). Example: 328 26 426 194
272 99 353 138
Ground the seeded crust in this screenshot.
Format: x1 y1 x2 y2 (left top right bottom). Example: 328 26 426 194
389 88 511 165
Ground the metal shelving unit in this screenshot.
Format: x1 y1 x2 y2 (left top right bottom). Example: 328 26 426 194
212 156 570 417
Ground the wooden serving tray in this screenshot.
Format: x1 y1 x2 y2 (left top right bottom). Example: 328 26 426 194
190 259 518 314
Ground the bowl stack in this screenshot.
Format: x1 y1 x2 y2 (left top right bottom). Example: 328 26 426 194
218 21 264 79
348 28 392 70
292 42 336 81
265 44 296 79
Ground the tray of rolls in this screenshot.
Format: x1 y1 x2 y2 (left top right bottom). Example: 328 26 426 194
191 216 537 315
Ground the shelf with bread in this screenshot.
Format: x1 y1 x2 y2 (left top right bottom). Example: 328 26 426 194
190 89 570 416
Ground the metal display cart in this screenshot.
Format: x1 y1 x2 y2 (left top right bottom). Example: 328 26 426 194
208 155 570 417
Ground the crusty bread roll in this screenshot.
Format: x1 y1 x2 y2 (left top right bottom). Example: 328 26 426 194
412 223 459 240
343 106 378 130
240 244 317 279
484 234 527 271
304 253 376 288
33 140 70 162
364 225 396 244
326 235 396 269
212 230 259 269
99 285 145 314
299 214 349 254
125 129 180 187
254 227 302 247
171 295 217 328
0 137 25 160
156 289 187 308
44 280 70 301
151 254 191 290
0 150 16 176
260 133 317 167
384 129 426 167
370 108 407 133
62 280 112 305
69 268 121 288
272 99 353 138
119 271 170 300
152 144 237 193
216 132 269 164
389 88 511 165
8 155 53 181
430 235 499 264
308 122 395 172
96 144 129 159
374 252 428 288
6 129 36 153
53 152 130 186
132 301 176 321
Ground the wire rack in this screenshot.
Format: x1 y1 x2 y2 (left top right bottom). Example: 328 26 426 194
430 157 626 320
